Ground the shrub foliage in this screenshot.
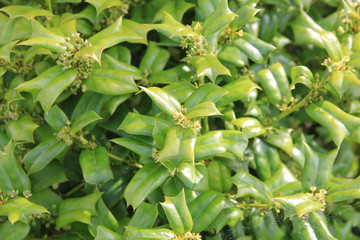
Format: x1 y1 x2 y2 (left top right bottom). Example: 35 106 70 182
0 0 360 239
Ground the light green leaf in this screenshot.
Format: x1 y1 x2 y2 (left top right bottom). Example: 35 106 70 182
308 212 337 240
8 115 38 143
221 130 248 159
0 40 18 62
84 69 138 95
95 226 125 240
273 194 323 218
232 117 266 138
0 197 48 224
153 0 195 22
185 101 222 119
330 70 360 97
208 160 232 193
291 215 318 240
306 101 360 146
218 45 248 67
70 110 102 133
327 176 360 202
140 86 182 116
80 146 113 185
0 142 31 194
290 66 314 91
194 131 226 160
264 129 293 157
265 164 298 192
86 0 123 15
161 189 193 235
158 126 197 173
191 54 231 83
19 36 67 53
126 226 176 240
162 82 196 103
230 5 260 29
124 162 169 209
231 170 273 205
0 5 52 19
56 192 102 228
128 202 158 229
189 191 225 233
24 137 67 174
178 162 209 192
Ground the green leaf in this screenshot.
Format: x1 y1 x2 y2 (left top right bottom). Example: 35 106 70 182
7 115 38 143
44 105 69 131
0 5 52 19
257 63 291 106
194 131 226 160
101 54 142 79
30 160 67 192
189 191 225 233
232 170 273 204
95 226 125 240
124 162 169 209
0 40 18 62
191 54 231 83
177 162 209 192
139 86 182 116
220 130 248 159
0 142 31 194
210 207 243 233
208 160 232 193
147 12 198 42
128 202 158 229
139 42 170 73
185 101 222 119
16 66 77 113
265 164 298 192
218 45 248 67
308 212 337 240
0 197 48 224
158 126 197 173
162 82 196 103
70 110 102 133
0 220 30 240
153 0 195 22
84 69 138 95
19 36 68 53
291 215 318 240
301 142 338 191
202 0 237 36
24 137 67 174
79 146 113 185
326 176 360 202
306 101 360 146
330 70 360 97
273 194 323 218
264 129 293 157
56 192 102 228
290 66 314 91
111 136 153 156
230 5 260 29
232 118 266 138
161 189 193 235
216 76 262 107
126 226 176 240
233 33 276 65
86 0 123 15
119 113 156 136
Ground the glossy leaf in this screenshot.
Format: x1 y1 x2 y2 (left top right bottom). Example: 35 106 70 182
232 117 266 138
326 176 360 202
95 226 125 240
56 192 102 228
70 110 102 133
162 82 195 103
330 70 360 97
265 164 298 192
185 101 222 119
44 105 69 131
308 212 337 240
140 86 182 116
210 207 243 233
230 5 260 29
301 142 338 191
231 170 273 204
128 202 158 229
178 162 209 192
7 115 38 143
306 101 360 146
111 136 153 156
264 129 293 156
290 66 314 90
0 5 52 19
207 160 232 193
0 40 18 62
291 215 318 240
274 194 323 218
0 197 48 224
194 131 226 160
86 0 122 15
161 189 193 235
84 69 138 95
153 0 195 22
191 54 231 83
119 113 156 136
126 226 176 240
24 137 67 174
79 146 113 185
158 126 197 173
139 42 170 73
221 130 248 159
124 162 169 209
189 191 225 233
0 142 30 194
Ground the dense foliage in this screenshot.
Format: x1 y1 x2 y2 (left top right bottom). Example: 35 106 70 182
0 0 360 239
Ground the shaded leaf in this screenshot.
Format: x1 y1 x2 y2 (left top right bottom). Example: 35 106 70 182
0 220 30 240
44 105 69 131
111 136 153 156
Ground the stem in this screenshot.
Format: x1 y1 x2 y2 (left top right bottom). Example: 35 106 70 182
108 152 143 168
238 203 271 208
203 116 209 132
65 182 85 197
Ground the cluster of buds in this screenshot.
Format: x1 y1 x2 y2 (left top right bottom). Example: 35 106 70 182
174 232 202 240
275 96 298 112
56 125 97 149
151 147 159 161
0 103 20 122
56 33 95 93
23 189 32 198
338 1 360 33
180 32 211 64
0 189 29 204
219 27 244 45
321 56 353 73
309 186 327 211
173 108 201 132
0 55 33 76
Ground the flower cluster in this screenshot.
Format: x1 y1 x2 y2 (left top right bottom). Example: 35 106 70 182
0 189 32 204
275 96 298 112
180 28 211 64
338 1 360 33
174 232 202 240
56 33 95 93
0 103 20 122
219 27 244 45
56 125 97 149
321 56 352 73
309 186 327 211
173 108 201 132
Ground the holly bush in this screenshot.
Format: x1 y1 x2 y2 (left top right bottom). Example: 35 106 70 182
0 0 360 239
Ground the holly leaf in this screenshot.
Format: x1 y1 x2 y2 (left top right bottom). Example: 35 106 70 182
191 54 231 83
